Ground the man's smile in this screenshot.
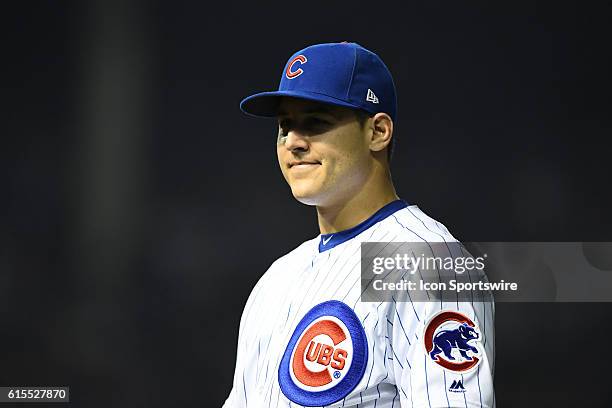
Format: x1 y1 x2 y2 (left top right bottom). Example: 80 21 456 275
288 160 322 170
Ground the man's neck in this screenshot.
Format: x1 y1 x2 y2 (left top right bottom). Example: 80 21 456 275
316 176 399 235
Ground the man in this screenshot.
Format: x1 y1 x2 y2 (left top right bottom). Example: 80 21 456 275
224 42 495 407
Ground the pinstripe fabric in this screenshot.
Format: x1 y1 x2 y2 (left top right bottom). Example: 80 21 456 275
223 205 495 408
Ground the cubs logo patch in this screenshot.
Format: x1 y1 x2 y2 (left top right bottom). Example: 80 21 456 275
285 54 307 79
423 311 482 372
278 300 368 406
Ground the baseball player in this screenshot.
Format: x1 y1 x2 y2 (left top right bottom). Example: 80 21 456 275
223 42 495 407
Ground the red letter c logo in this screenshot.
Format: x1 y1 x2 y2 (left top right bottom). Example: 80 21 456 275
286 55 307 79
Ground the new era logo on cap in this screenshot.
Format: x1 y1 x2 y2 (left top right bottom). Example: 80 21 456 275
240 42 397 121
366 89 379 104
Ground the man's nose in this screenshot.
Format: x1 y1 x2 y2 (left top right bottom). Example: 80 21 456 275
283 130 309 152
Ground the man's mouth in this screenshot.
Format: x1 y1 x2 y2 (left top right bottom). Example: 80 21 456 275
289 160 321 168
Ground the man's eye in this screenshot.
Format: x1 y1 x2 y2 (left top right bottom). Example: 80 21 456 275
303 118 331 130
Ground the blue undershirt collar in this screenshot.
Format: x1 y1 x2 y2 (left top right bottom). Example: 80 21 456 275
318 199 409 252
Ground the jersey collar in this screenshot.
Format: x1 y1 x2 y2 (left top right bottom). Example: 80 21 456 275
318 199 408 253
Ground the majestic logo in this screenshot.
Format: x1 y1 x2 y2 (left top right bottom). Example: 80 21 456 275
366 88 379 104
279 300 368 406
448 379 466 393
424 311 482 372
286 55 307 79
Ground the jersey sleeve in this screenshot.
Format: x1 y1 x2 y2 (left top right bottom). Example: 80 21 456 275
378 239 495 408
386 296 495 408
372 211 496 407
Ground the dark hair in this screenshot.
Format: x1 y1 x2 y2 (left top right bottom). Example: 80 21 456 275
354 109 394 162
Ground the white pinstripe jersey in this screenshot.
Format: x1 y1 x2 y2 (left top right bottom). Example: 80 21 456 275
223 201 495 408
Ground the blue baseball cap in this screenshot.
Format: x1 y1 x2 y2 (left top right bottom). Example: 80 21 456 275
240 42 397 121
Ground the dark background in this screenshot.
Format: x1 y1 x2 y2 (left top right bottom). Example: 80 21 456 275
2 1 611 406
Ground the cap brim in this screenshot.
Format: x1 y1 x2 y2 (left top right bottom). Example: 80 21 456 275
239 90 364 118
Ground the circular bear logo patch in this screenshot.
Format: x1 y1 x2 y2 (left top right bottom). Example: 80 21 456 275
423 310 482 372
278 300 368 406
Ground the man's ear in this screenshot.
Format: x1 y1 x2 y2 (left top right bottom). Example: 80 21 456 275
369 113 393 153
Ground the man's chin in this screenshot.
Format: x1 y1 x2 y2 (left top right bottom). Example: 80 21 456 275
290 187 323 206
291 193 320 206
